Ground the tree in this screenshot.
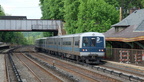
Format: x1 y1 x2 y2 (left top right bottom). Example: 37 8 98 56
0 32 28 45
105 0 143 18
43 32 53 37
0 5 5 16
40 0 64 19
141 0 144 7
64 0 80 34
76 0 119 33
104 0 119 7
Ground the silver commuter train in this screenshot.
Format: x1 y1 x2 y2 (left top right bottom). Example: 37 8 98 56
35 32 105 63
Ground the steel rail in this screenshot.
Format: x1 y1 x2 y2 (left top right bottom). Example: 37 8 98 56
8 53 22 82
15 53 43 82
5 54 10 82
18 53 63 82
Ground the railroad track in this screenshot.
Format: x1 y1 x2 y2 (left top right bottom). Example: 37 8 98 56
28 52 122 82
10 46 144 82
5 53 22 82
31 53 144 81
14 52 63 82
13 47 74 82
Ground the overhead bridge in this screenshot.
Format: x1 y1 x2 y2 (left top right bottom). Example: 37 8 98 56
0 19 64 35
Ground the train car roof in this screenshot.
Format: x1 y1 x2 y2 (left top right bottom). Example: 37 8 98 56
57 32 104 38
38 32 104 40
36 37 47 40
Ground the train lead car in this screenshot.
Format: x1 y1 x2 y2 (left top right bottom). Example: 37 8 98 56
35 32 105 64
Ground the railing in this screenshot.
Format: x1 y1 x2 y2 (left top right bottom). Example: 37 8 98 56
106 48 144 65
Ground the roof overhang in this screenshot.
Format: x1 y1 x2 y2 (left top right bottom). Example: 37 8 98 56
106 36 144 42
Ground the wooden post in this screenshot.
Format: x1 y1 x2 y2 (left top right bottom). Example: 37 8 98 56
119 7 122 21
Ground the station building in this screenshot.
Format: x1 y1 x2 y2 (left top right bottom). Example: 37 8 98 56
104 9 144 64
104 9 144 49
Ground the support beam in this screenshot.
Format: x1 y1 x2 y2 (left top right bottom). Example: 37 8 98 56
134 42 144 49
124 42 133 48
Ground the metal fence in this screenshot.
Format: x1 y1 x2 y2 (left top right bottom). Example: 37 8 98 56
106 48 144 65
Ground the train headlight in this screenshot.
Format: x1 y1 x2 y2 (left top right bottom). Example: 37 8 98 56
82 49 85 51
99 49 104 52
82 49 88 51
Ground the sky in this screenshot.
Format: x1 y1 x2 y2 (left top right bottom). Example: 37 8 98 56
0 0 42 19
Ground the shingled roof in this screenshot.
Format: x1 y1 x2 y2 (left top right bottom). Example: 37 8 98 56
104 9 144 42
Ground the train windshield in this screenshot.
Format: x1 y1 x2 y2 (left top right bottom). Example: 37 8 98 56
82 37 96 47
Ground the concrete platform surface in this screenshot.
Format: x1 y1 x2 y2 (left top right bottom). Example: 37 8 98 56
105 60 144 71
0 54 6 82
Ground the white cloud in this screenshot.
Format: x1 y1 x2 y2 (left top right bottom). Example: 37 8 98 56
0 0 42 19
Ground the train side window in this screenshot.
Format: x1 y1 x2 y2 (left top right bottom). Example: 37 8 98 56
68 42 71 45
63 42 65 45
75 41 79 46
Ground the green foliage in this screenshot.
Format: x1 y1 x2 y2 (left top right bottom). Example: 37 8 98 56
40 0 64 19
0 5 5 16
76 0 118 33
64 0 80 34
141 0 144 7
22 32 43 44
104 0 119 7
64 0 118 33
0 32 28 45
43 32 53 37
0 32 43 45
105 0 144 18
22 32 43 38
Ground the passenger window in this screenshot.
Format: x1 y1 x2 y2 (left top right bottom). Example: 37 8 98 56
75 41 79 46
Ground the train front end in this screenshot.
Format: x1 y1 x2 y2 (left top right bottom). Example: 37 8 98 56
79 32 105 63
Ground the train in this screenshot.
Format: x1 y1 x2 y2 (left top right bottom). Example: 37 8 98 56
35 32 105 64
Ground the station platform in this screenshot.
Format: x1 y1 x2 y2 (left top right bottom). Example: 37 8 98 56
104 60 144 71
0 45 9 50
0 54 6 82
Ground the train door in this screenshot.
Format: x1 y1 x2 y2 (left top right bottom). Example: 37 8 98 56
55 38 58 53
60 38 63 52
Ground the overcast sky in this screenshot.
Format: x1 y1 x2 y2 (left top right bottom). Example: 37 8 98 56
0 0 42 19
